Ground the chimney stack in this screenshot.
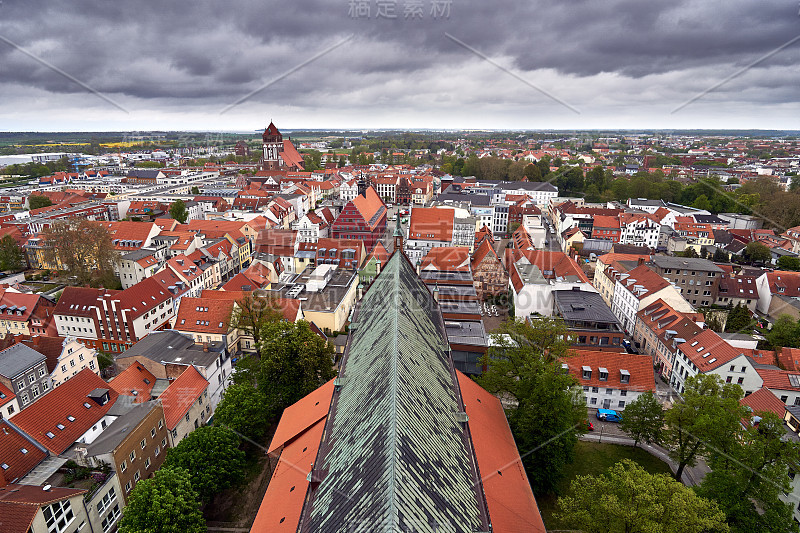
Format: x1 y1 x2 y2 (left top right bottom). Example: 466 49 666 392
202 342 209 352
638 257 645 266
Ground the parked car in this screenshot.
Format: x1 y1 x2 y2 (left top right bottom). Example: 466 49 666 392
596 409 622 423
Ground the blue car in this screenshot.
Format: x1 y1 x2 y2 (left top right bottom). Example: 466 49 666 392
596 409 622 423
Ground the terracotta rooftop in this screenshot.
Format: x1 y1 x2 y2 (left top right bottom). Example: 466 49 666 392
741 387 787 419
677 330 743 373
0 421 48 486
563 350 656 392
0 484 86 533
174 297 235 335
408 207 454 242
108 360 156 403
12 368 119 454
159 365 209 430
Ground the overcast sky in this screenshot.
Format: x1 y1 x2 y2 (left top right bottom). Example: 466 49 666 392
1 0 799 132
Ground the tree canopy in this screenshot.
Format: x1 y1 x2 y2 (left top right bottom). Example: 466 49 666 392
0 235 24 272
619 391 664 448
169 199 188 224
213 382 271 443
478 317 586 495
28 195 53 210
162 426 246 504
663 375 746 481
556 460 729 533
40 219 119 286
697 412 800 533
724 303 753 333
743 241 772 264
118 467 205 533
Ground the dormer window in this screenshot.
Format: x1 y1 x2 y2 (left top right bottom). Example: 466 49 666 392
582 366 592 380
599 368 608 381
620 369 630 384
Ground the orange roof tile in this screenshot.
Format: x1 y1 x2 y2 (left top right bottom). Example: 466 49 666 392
563 350 656 392
108 360 156 403
12 368 119 454
408 207 454 242
268 379 335 454
174 297 234 334
420 247 471 272
457 372 546 532
741 387 786 419
677 330 743 372
159 366 208 430
0 421 48 486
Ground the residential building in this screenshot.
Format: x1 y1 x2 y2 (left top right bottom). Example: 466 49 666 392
330 186 387 248
0 484 91 533
75 400 169 503
0 291 57 337
0 381 19 418
715 269 759 310
114 331 230 411
755 270 800 317
159 365 210 446
0 344 50 410
634 299 703 379
11 368 119 455
405 207 457 265
552 289 625 350
648 256 724 307
48 337 100 387
564 350 655 410
592 253 651 307
0 419 47 484
508 249 595 318
471 240 508 300
618 214 661 250
590 215 621 243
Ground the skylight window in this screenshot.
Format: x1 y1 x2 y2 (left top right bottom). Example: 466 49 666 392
20 448 27 454
83 402 91 409
56 424 65 430
46 432 55 439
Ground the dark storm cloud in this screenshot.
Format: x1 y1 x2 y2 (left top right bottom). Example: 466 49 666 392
0 0 798 122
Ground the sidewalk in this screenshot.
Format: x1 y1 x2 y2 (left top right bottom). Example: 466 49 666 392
579 433 710 486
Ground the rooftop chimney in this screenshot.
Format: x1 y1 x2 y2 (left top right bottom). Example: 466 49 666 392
638 257 645 266
202 342 209 352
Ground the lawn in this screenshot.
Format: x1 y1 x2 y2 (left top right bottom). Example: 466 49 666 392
537 441 672 529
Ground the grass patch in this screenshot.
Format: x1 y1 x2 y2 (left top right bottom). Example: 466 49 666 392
538 441 672 529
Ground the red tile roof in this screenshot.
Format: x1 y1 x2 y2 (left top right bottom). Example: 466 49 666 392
0 484 86 533
251 419 326 533
766 271 800 298
12 368 119 454
617 264 670 300
457 372 546 532
408 207 454 242
592 215 620 229
420 247 471 272
756 367 800 392
159 365 209 430
0 421 47 486
563 350 656 392
365 241 389 265
741 387 786 419
108 360 156 403
778 347 800 372
350 187 386 231
174 297 234 335
0 380 15 409
677 330 743 373
471 239 500 271
268 379 335 454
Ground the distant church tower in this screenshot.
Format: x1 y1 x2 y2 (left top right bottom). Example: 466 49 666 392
261 121 283 171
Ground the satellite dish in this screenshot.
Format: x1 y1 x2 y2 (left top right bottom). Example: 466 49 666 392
43 485 52 491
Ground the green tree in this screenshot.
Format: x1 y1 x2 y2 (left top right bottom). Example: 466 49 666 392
230 294 284 350
713 249 730 263
680 247 699 258
28 195 53 210
692 194 713 212
523 163 542 182
766 315 800 349
118 467 205 533
619 391 664 448
40 219 120 286
0 235 24 272
478 318 586 495
169 199 188 224
163 426 246 504
744 241 772 264
190 186 200 195
258 320 336 419
214 382 271 443
777 255 800 271
697 412 800 533
664 374 746 481
724 303 753 333
556 460 729 533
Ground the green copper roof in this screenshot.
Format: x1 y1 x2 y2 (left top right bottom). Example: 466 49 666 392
301 252 489 532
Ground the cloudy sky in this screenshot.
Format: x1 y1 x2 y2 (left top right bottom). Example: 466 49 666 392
1 0 799 132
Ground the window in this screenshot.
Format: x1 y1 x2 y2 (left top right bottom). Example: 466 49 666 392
781 395 789 403
101 505 121 533
726 376 732 383
96 487 117 515
134 470 140 481
43 499 75 533
591 386 599 393
120 460 127 473
155 445 161 457
145 457 151 469
620 390 627 397
606 388 613 395
590 397 597 405
125 481 132 493
140 439 146 449
38 367 46 377
28 374 35 384
158 419 163 430
737 377 744 385
618 401 626 408
20 392 29 405
151 428 156 438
